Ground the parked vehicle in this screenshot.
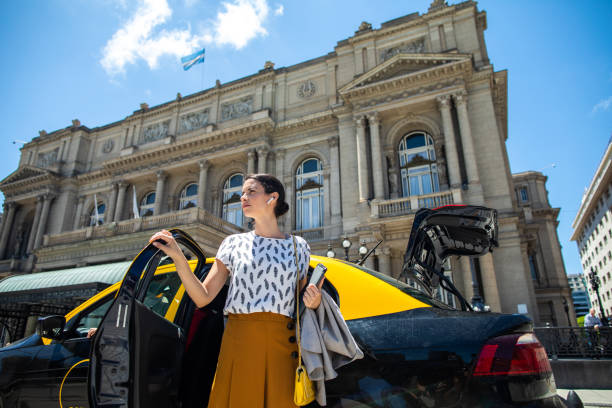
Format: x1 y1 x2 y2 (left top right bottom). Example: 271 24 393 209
0 205 577 407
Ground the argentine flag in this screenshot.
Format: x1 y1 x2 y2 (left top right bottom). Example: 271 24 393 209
181 48 205 71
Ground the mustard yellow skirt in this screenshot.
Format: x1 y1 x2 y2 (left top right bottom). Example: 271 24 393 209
207 312 299 408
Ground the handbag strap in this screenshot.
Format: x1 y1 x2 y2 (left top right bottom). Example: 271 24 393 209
292 235 303 365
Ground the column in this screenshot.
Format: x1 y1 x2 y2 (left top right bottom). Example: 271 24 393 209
247 150 256 175
257 146 269 174
198 160 210 209
275 149 285 181
154 172 167 216
26 197 43 253
114 182 127 222
33 194 53 250
365 255 375 270
355 116 370 201
106 183 118 223
460 256 474 303
368 113 385 200
436 95 461 187
454 92 480 184
479 253 502 312
0 202 17 258
378 246 392 276
73 196 85 230
328 136 341 224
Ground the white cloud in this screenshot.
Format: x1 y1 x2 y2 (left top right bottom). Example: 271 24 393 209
214 0 269 49
100 0 275 75
592 96 612 114
274 4 284 16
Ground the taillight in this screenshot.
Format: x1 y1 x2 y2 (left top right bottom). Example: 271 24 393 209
473 333 552 376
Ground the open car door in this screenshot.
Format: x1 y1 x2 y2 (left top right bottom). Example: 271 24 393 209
88 229 206 408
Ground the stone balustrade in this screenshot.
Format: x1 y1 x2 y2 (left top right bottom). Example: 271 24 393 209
45 207 244 247
371 188 462 218
292 227 325 242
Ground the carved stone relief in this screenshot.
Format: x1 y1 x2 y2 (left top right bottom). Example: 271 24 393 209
102 139 114 154
297 80 316 99
178 109 209 134
221 96 253 121
138 120 170 145
37 148 59 168
380 38 426 62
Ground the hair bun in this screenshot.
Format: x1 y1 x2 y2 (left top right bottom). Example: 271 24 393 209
275 201 289 217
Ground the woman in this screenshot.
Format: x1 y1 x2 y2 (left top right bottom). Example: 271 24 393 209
149 173 323 408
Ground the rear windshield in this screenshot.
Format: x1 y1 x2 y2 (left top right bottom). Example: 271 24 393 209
338 260 453 310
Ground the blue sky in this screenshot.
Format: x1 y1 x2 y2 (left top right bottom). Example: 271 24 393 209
0 0 611 276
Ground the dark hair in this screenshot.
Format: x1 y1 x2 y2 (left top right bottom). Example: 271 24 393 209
245 173 289 218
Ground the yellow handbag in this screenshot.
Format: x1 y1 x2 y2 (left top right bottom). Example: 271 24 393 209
292 236 316 406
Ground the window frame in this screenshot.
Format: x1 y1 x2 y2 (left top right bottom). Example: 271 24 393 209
398 131 439 198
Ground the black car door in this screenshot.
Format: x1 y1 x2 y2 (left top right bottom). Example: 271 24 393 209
88 229 206 408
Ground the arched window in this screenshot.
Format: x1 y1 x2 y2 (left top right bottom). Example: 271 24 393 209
398 132 439 198
179 183 198 210
222 173 244 226
89 202 106 226
140 192 156 217
296 158 323 230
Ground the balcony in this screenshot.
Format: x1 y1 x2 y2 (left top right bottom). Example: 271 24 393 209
292 227 324 242
371 189 462 218
45 207 244 247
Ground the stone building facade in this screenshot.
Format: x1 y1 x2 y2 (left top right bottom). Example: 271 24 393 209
0 0 571 328
571 139 612 320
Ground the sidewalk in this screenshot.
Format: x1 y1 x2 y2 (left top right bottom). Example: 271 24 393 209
557 389 612 407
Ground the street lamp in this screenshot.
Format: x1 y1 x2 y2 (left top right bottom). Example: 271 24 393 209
342 236 352 261
562 297 571 326
358 240 368 262
588 267 609 326
326 243 336 259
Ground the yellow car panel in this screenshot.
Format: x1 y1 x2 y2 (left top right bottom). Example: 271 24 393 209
310 255 431 320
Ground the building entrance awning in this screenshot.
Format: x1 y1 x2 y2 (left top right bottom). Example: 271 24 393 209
0 261 131 305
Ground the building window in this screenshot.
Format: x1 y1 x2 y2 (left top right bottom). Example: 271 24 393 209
222 173 244 227
518 186 529 202
296 158 324 230
89 202 106 226
398 132 439 198
140 192 156 217
179 183 198 209
528 253 540 283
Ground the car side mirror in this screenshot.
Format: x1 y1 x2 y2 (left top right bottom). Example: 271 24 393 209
36 315 66 340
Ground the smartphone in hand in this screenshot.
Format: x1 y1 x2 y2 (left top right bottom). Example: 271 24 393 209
309 263 327 287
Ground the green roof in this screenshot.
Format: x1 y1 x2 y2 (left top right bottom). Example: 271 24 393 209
0 261 132 293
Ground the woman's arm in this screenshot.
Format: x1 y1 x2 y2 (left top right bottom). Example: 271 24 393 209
150 230 228 309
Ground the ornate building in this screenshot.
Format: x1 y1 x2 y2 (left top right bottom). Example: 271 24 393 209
0 0 572 339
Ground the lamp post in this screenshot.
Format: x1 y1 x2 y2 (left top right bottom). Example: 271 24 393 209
562 297 571 326
342 236 352 261
326 243 336 259
588 267 609 326
358 240 368 263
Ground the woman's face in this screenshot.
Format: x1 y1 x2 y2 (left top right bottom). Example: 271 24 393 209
241 178 276 218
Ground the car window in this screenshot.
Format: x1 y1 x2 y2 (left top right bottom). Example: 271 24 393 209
73 295 114 337
142 271 182 318
138 242 198 320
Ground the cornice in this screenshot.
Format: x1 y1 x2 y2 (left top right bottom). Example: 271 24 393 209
276 110 336 132
95 117 274 177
